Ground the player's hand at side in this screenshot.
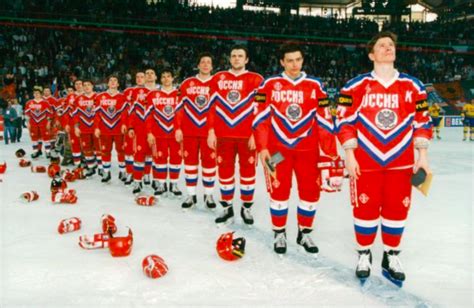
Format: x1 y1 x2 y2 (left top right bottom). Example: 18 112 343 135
414 148 431 174
94 128 101 138
207 129 217 150
344 149 360 180
259 149 271 169
175 129 183 143
147 133 156 146
248 134 256 151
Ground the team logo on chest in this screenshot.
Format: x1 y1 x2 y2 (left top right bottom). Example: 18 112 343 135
226 90 241 104
163 105 174 116
195 95 208 107
375 108 398 130
107 103 116 114
286 103 302 122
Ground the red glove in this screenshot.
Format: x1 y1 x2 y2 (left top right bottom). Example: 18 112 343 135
31 165 47 173
19 159 32 167
52 190 78 204
61 170 76 182
78 233 109 249
72 167 85 180
318 155 345 193
21 191 39 202
58 217 82 234
135 195 156 206
101 214 117 234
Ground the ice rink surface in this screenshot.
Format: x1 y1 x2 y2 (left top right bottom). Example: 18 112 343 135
0 127 472 307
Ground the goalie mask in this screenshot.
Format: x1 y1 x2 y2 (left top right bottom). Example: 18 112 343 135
108 228 133 257
216 232 246 261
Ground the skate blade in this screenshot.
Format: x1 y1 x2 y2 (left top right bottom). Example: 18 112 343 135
382 269 404 288
358 277 369 286
298 245 319 259
215 217 234 228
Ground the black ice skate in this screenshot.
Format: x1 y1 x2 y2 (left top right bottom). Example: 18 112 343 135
31 150 43 159
132 181 143 195
124 173 133 186
240 202 254 225
153 181 167 196
204 194 216 210
382 250 406 287
169 183 182 197
181 195 197 210
143 174 151 186
356 249 372 284
215 202 234 226
45 152 51 159
273 229 287 255
118 171 126 182
101 171 111 183
296 228 319 255
85 167 96 178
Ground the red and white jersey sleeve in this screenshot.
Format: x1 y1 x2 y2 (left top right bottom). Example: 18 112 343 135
94 91 127 135
175 75 214 137
71 93 97 134
25 99 53 126
252 72 334 152
146 88 179 138
128 87 152 133
123 86 136 115
336 71 432 171
62 92 80 127
208 70 263 139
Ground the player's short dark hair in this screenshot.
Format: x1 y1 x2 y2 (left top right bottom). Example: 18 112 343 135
160 69 174 78
367 31 397 54
82 79 94 85
230 44 249 58
279 42 304 60
107 75 119 82
197 52 214 66
73 79 82 85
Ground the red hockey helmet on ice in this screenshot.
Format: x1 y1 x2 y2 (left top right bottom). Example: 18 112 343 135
48 163 61 178
0 162 6 174
108 228 133 257
19 159 31 167
216 232 246 261
142 254 168 279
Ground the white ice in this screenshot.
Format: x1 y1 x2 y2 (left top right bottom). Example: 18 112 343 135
0 127 472 307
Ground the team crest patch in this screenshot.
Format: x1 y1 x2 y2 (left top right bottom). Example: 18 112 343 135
226 90 241 104
86 106 93 113
359 193 369 204
164 105 174 115
108 105 116 114
375 109 398 131
286 103 302 122
195 95 208 107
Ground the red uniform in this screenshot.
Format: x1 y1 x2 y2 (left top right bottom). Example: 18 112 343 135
208 70 263 205
64 92 83 166
128 86 155 183
44 95 61 143
94 91 128 175
72 93 98 169
25 98 53 154
123 86 137 176
336 71 432 250
176 75 216 196
146 88 182 183
253 72 336 231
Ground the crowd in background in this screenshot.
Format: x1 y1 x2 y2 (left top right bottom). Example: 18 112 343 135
0 2 472 111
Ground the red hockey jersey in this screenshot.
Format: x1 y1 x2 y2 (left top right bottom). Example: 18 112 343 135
25 99 53 126
128 86 154 134
175 75 214 137
253 72 335 152
208 70 263 139
146 88 180 138
71 93 97 134
94 91 128 136
336 71 432 171
62 92 82 128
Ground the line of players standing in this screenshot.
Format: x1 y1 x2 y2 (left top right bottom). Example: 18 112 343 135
24 36 434 285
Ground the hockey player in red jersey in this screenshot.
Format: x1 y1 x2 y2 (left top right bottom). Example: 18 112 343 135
43 87 61 154
25 86 53 158
336 32 432 285
94 76 128 183
128 69 158 194
253 43 337 256
64 80 84 167
207 45 263 226
123 71 145 184
71 80 98 177
146 69 183 197
175 53 217 210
